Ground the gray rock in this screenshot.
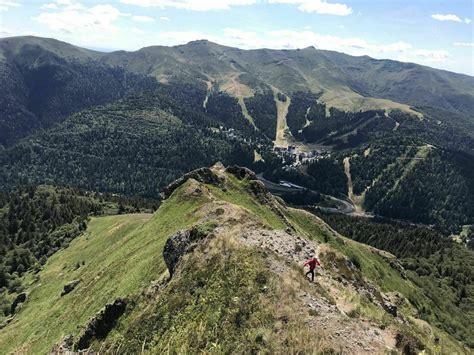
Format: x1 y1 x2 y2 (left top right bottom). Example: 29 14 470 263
10 292 27 315
76 298 127 351
61 280 81 296
51 334 74 354
163 227 208 277
383 302 398 317
225 165 257 180
161 167 225 200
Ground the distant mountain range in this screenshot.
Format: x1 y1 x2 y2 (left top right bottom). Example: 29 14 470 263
1 36 473 145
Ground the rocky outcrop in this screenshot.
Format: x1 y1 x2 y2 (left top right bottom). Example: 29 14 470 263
161 167 225 200
75 298 127 351
395 332 425 354
61 280 80 296
382 292 405 317
10 292 27 315
383 302 398 317
249 180 271 203
163 227 209 277
50 334 74 354
225 165 257 181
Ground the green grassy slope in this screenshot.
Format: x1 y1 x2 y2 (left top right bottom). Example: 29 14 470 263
0 185 207 353
0 166 468 353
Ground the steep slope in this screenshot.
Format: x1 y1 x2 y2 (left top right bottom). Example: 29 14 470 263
0 165 467 353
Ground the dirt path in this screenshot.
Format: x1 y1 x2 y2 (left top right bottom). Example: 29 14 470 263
237 227 397 354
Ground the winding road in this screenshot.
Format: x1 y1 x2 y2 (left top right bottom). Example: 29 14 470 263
256 174 359 215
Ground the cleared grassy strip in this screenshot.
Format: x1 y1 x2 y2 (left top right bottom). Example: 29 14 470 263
273 91 291 147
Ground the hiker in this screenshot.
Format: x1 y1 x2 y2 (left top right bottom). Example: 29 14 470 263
304 256 321 282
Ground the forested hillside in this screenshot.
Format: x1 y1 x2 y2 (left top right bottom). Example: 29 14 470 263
0 91 275 197
341 139 474 232
0 37 159 146
2 36 474 147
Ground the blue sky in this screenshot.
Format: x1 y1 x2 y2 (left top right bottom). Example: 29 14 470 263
1 0 473 74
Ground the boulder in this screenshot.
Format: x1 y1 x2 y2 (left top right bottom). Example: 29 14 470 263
383 302 398 317
381 292 403 317
10 292 27 315
51 334 74 354
61 280 81 296
163 228 208 277
76 298 127 350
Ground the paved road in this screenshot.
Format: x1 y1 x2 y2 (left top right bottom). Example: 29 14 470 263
256 174 360 215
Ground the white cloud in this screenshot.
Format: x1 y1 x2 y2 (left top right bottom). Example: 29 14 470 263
34 3 126 33
41 3 59 10
413 49 450 61
431 14 471 25
132 15 155 22
118 0 353 15
0 26 41 38
268 0 352 16
160 16 170 21
129 27 145 34
0 26 13 37
221 28 262 47
119 0 256 11
453 42 474 47
260 30 408 54
431 14 462 22
0 0 20 12
159 30 207 43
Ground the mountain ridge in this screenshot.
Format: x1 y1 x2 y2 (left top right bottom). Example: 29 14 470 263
2 35 473 147
0 164 468 353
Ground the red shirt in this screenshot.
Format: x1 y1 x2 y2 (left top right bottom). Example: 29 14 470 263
304 258 320 270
